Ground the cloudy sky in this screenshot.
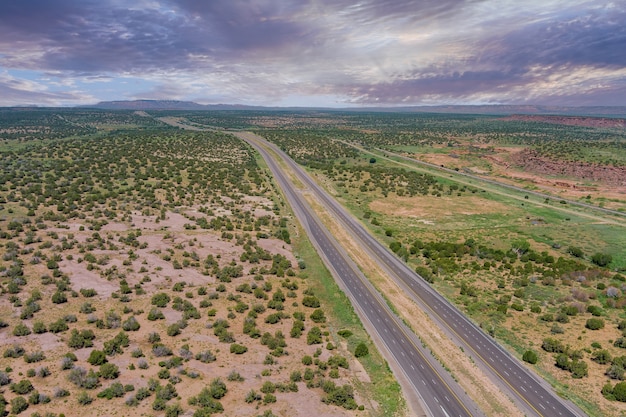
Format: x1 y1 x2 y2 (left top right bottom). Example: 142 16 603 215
0 0 624 107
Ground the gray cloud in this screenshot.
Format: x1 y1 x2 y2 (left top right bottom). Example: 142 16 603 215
0 0 624 106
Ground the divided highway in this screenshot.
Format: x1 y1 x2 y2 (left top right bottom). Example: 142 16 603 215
237 132 483 417
239 132 586 417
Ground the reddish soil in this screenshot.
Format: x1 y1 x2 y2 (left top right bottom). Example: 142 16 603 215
510 149 626 187
501 115 626 129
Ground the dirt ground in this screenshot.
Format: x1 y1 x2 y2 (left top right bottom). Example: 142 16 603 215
415 146 626 211
0 200 372 417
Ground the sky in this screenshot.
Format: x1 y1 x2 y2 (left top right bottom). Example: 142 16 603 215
0 0 625 107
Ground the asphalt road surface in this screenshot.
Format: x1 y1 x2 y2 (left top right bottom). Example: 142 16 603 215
238 131 484 417
239 132 586 417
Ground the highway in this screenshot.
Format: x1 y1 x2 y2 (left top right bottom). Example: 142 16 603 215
237 131 483 417
239 132 586 417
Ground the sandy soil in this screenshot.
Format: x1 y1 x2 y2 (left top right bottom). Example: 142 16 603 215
0 202 369 417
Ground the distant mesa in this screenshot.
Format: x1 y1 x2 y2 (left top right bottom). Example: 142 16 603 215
80 100 626 117
82 100 261 111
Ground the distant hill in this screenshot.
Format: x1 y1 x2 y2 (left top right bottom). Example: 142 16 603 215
83 100 264 111
362 105 626 117
80 100 626 117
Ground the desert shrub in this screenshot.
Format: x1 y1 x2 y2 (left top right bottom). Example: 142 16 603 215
592 253 612 267
152 344 173 357
587 305 603 316
4 344 25 358
542 338 565 353
68 329 96 349
148 332 161 344
68 367 99 389
302 295 320 308
60 356 75 370
54 387 70 398
167 323 181 337
49 319 69 333
611 382 626 402
97 382 125 399
310 309 327 323
151 293 170 307
195 350 216 363
88 350 107 366
227 371 244 382
99 363 120 379
80 288 98 297
24 351 45 363
0 371 11 385
229 344 248 354
586 318 605 330
103 331 129 355
290 320 305 338
592 350 612 365
11 396 28 414
354 343 369 358
147 308 165 321
32 321 47 334
13 323 31 337
122 316 141 331
76 391 93 405
37 366 51 377
307 327 323 345
11 380 34 395
522 350 538 364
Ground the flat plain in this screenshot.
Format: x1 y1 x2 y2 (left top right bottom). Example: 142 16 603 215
1 108 626 417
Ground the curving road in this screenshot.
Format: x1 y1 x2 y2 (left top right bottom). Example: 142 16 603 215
240 132 586 417
238 131 484 417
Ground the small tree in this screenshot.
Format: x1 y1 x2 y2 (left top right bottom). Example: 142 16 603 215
151 293 170 308
87 350 107 366
613 382 626 402
592 253 612 267
10 396 28 414
522 350 538 364
354 343 369 358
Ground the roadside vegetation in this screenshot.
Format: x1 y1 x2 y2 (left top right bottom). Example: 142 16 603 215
247 112 626 416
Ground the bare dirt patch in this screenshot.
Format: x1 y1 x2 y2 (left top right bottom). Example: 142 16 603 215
510 149 626 187
369 195 510 219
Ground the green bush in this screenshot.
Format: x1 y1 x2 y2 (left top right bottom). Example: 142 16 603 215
13 323 31 337
87 350 107 366
151 293 170 308
354 343 369 358
229 344 248 354
11 396 28 414
586 318 605 330
307 327 322 345
522 350 538 364
592 252 612 267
